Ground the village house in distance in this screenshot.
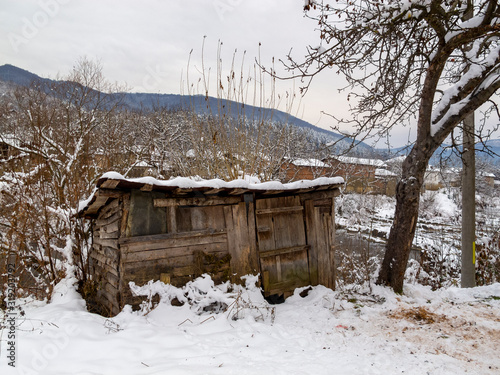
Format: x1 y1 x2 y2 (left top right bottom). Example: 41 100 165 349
80 173 343 316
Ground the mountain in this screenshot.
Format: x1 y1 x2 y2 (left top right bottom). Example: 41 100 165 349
0 64 374 154
377 140 500 166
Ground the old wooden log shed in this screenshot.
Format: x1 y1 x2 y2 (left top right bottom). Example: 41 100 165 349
80 174 343 315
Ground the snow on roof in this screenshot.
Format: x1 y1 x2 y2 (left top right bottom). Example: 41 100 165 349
335 156 387 168
290 158 329 168
99 171 343 191
79 172 344 216
385 155 406 164
479 171 495 178
133 161 154 168
375 168 397 177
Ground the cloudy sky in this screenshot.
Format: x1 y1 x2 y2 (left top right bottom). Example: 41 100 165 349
0 0 415 147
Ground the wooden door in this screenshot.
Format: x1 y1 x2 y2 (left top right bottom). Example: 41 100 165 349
255 196 310 296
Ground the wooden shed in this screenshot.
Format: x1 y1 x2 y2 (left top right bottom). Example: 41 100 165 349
80 173 343 315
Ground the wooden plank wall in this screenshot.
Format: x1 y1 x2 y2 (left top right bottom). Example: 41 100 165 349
224 201 259 281
256 196 310 296
90 188 338 314
91 194 128 316
303 196 336 290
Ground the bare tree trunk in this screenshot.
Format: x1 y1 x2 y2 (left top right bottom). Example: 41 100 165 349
377 146 429 293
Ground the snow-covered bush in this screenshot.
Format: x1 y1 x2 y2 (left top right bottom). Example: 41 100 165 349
404 235 461 290
129 274 275 322
419 189 460 223
335 241 379 291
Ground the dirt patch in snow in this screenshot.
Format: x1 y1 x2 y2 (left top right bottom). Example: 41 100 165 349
386 302 500 372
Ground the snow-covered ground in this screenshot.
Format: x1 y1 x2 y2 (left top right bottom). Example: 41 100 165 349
2 275 500 375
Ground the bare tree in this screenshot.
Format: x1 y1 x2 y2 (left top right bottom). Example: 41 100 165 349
0 58 124 298
288 0 500 292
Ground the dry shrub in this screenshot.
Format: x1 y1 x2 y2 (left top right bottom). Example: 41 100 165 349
389 306 445 325
336 239 378 290
475 235 500 286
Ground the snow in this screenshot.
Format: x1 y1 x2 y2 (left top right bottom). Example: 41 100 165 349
289 158 329 168
2 275 499 374
98 172 344 191
375 168 396 177
335 156 387 168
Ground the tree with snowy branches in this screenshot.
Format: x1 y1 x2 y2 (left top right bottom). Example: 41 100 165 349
289 0 500 292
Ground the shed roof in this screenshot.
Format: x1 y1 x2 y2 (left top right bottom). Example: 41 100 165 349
79 172 344 218
334 156 387 168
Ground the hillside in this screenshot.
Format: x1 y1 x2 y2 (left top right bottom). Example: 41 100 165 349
0 64 374 154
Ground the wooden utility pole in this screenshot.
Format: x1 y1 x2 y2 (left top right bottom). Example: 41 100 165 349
461 112 476 288
461 0 476 288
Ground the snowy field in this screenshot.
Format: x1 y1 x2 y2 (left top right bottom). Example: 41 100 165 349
2 275 500 375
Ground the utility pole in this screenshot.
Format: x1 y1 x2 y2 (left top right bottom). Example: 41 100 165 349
461 112 476 288
461 0 476 288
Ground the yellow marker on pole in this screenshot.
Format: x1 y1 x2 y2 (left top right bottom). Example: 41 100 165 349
473 241 476 265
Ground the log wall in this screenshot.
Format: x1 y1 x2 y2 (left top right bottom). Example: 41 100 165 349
91 194 128 316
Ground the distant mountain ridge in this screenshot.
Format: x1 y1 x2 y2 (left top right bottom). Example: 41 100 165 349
4 64 499 164
0 64 374 154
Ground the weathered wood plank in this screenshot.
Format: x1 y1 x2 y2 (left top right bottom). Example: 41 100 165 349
92 256 119 278
259 245 310 259
313 198 333 207
330 198 336 290
272 197 305 249
154 196 241 207
262 190 284 196
84 195 110 216
122 242 227 263
122 262 197 286
91 251 119 269
203 188 224 195
100 179 121 189
255 206 303 215
95 211 121 227
93 245 120 262
120 193 130 237
104 280 118 296
266 279 307 296
228 188 249 195
304 199 319 285
101 219 120 234
100 230 120 240
262 270 270 293
224 202 259 280
94 237 119 250
120 232 227 253
245 201 259 275
121 233 227 254
255 196 310 295
95 189 123 198
167 206 177 234
255 198 275 252
104 270 120 289
298 189 340 203
99 198 120 219
324 212 335 289
140 183 154 192
316 208 329 287
97 287 120 312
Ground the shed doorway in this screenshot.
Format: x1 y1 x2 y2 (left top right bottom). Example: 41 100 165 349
255 196 310 298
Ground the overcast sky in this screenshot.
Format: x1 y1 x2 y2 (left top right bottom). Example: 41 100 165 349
1 0 417 147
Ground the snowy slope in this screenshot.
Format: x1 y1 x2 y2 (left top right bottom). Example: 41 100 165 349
2 275 499 375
